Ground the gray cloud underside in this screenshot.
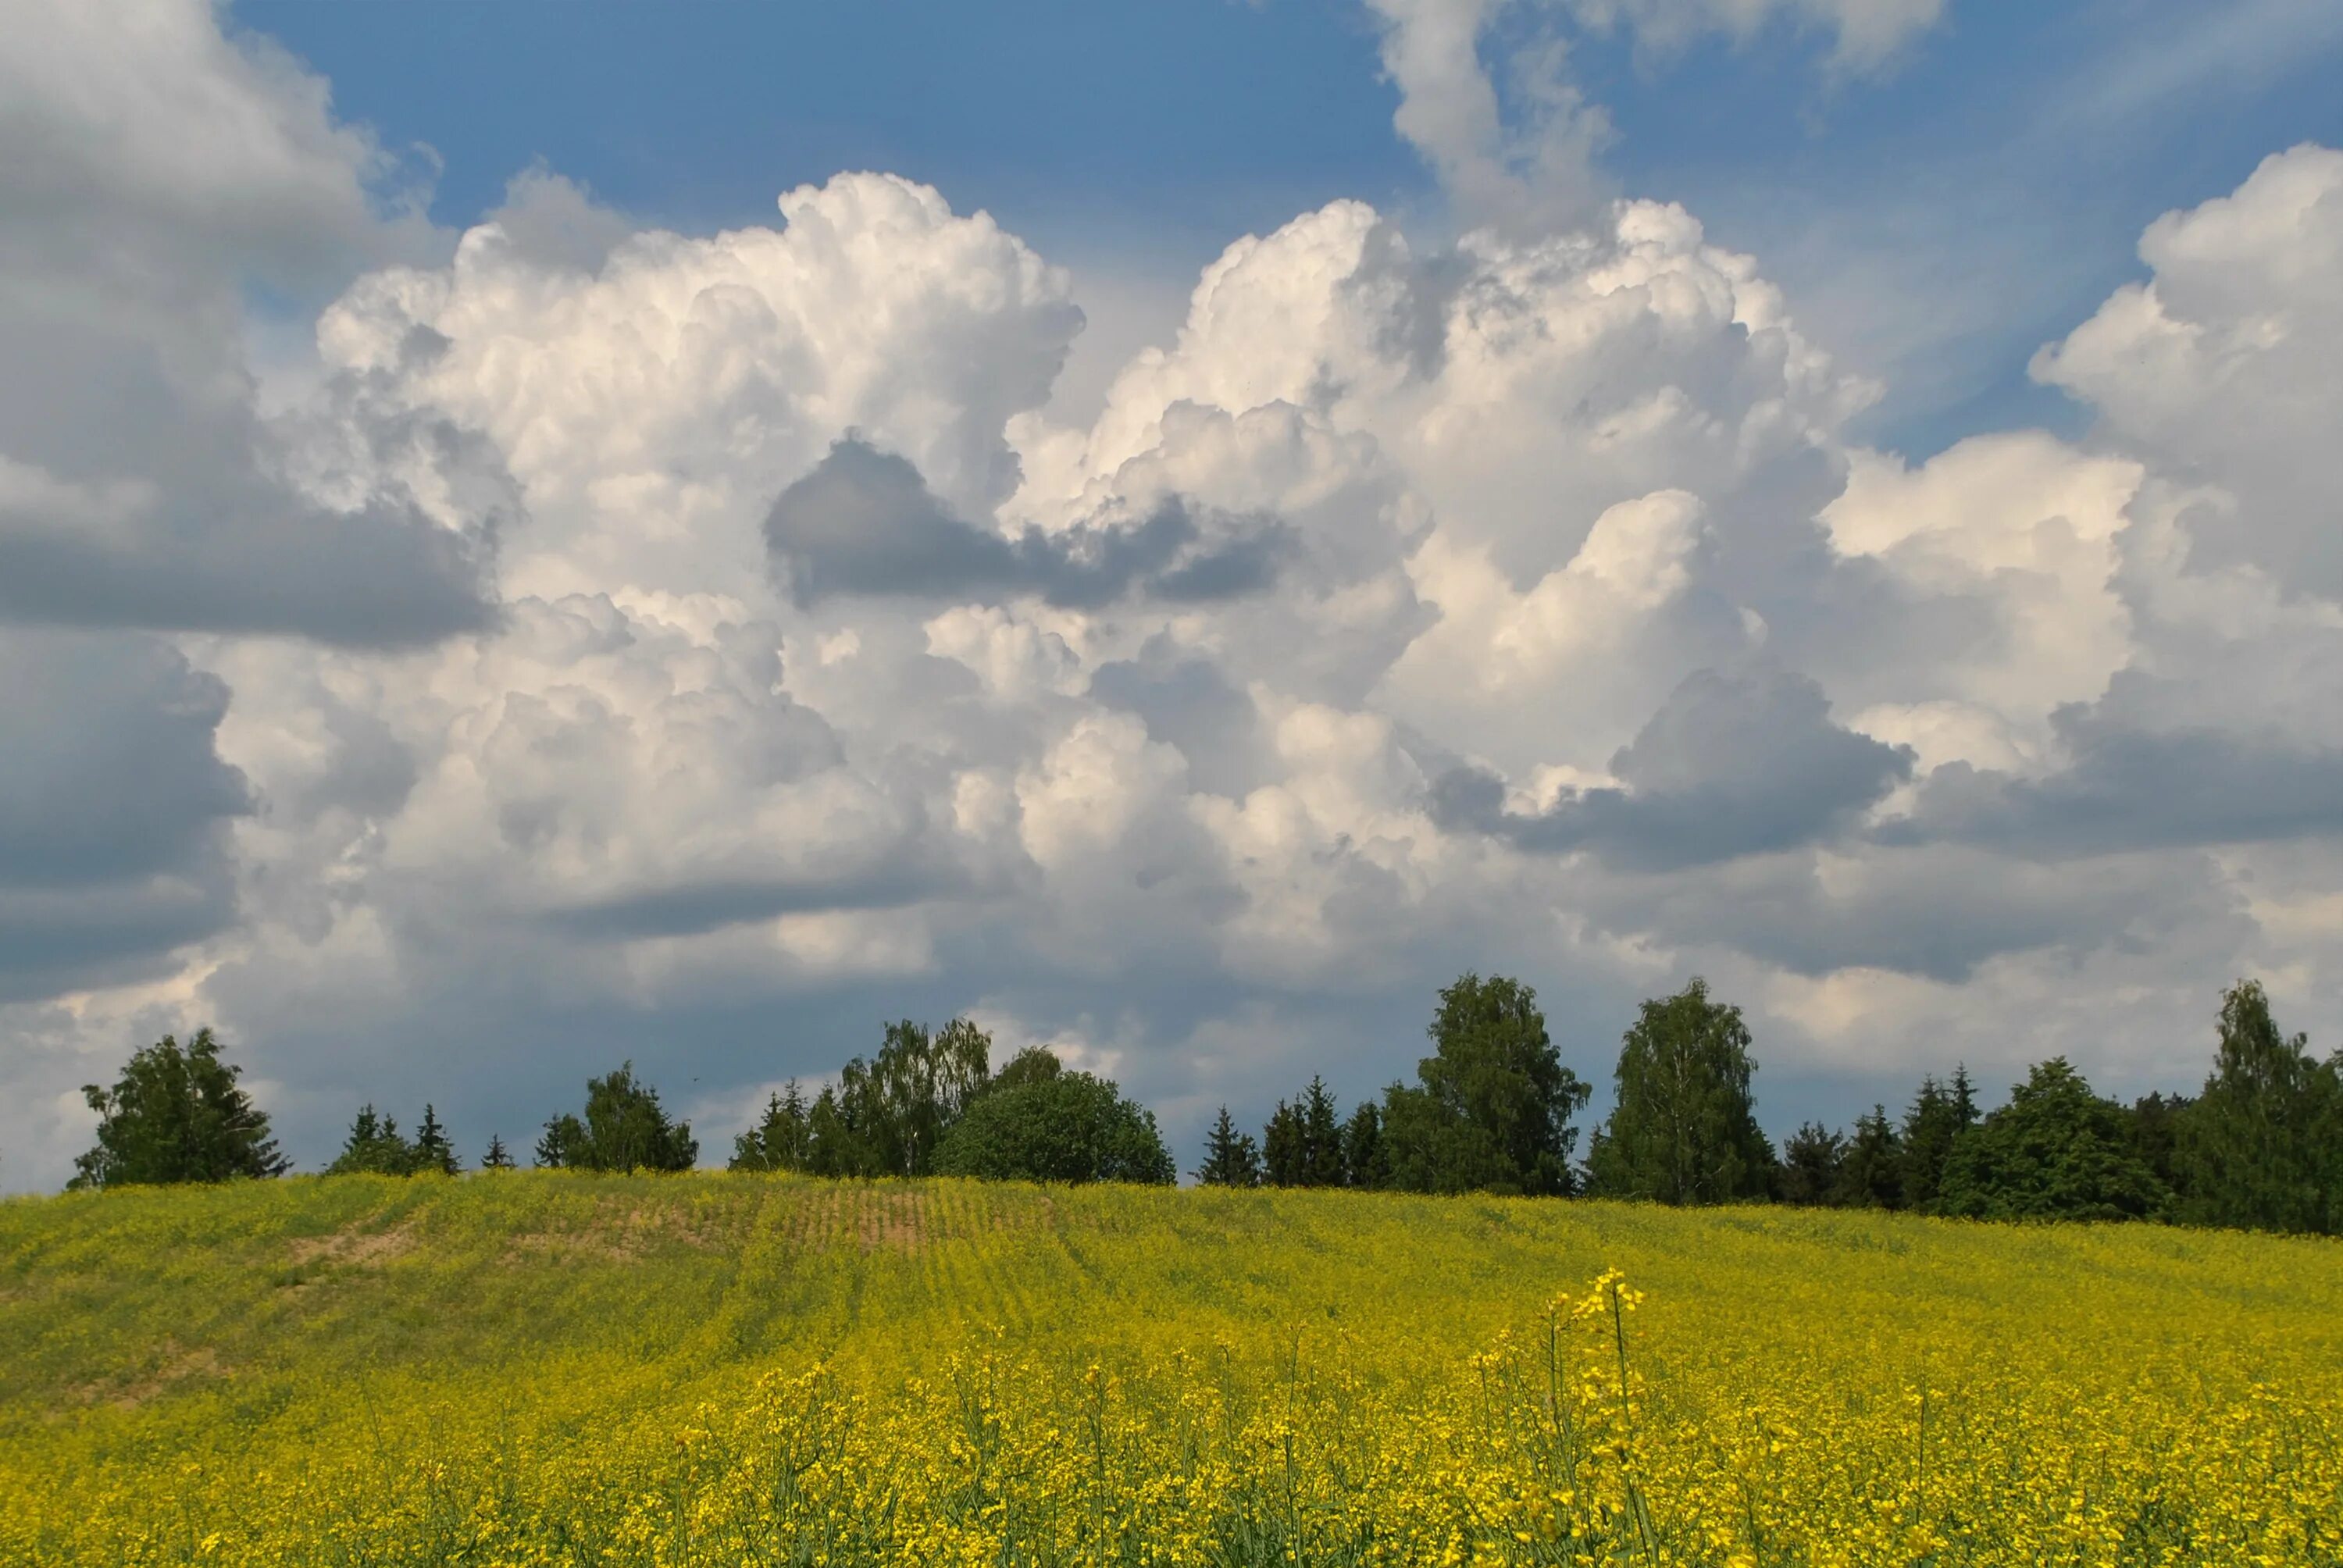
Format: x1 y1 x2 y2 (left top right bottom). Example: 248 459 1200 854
764 439 1289 608
1881 718 2343 858
542 859 968 942
1433 666 1914 869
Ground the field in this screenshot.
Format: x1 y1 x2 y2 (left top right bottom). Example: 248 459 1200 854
2 1174 2337 1566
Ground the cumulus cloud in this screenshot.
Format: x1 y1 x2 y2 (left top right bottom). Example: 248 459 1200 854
0 630 248 1000
0 0 499 644
3 0 2340 1191
764 439 1289 609
1435 665 1914 868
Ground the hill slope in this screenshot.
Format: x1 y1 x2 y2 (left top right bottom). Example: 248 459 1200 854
3 1173 2338 1564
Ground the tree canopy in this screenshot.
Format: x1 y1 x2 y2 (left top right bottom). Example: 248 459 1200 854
1381 973 1590 1196
934 1071 1175 1185
70 1029 287 1189
536 1062 698 1173
1585 978 1773 1203
1935 1058 2170 1223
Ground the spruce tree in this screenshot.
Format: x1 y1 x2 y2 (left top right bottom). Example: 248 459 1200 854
1834 1105 1903 1210
413 1104 459 1175
327 1103 418 1175
1341 1099 1387 1188
1899 1075 1967 1212
1261 1100 1306 1186
731 1083 814 1172
1777 1122 1845 1206
1193 1106 1263 1187
480 1133 516 1171
1300 1077 1346 1188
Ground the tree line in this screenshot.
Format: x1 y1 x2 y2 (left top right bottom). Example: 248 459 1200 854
55 978 2343 1236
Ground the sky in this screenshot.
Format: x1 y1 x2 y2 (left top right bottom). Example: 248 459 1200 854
3 0 2341 1188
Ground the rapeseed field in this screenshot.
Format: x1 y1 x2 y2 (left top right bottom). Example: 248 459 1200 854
1 1173 2335 1566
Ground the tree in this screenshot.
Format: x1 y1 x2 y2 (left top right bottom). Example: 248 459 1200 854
1585 978 1773 1204
2176 981 2338 1235
990 1046 1064 1092
71 1028 288 1189
1381 973 1591 1196
1835 1105 1903 1210
480 1134 516 1171
731 1082 814 1173
1341 1099 1387 1188
1261 1099 1307 1187
935 1071 1175 1185
326 1104 417 1175
808 1017 996 1178
412 1104 459 1175
1262 1079 1347 1188
1193 1106 1263 1187
1899 1072 1977 1213
534 1062 698 1173
1936 1058 2170 1222
1776 1122 1845 1207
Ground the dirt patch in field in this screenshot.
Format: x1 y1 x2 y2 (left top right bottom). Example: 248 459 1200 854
76 1342 226 1411
287 1220 416 1267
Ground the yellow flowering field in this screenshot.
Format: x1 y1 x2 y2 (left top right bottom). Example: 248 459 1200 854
1 1173 2336 1566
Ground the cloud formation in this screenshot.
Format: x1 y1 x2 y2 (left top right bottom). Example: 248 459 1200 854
1 0 2338 1191
765 439 1289 609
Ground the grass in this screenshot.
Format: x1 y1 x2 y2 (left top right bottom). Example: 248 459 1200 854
2 1172 2338 1564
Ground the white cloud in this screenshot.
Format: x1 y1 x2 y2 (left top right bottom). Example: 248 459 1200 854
4 1 2340 1190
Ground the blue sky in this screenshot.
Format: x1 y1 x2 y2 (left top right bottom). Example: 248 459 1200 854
240 0 2343 454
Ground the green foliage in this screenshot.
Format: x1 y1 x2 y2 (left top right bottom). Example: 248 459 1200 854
934 1071 1175 1185
480 1133 516 1171
793 1018 996 1178
1936 1058 2170 1222
1341 1099 1387 1188
2175 980 2341 1235
1262 1077 1347 1188
1898 1070 1977 1212
1193 1105 1263 1187
326 1105 417 1176
730 1082 814 1173
70 1028 287 1189
990 1046 1064 1092
1834 1105 1903 1210
413 1105 458 1175
1585 978 1773 1204
1382 973 1590 1197
1776 1122 1844 1207
535 1062 698 1173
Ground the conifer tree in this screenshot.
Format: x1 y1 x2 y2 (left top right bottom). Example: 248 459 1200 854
1899 1074 1966 1211
1300 1077 1346 1188
1834 1105 1903 1209
1261 1099 1306 1186
412 1104 460 1175
731 1082 814 1172
1341 1099 1387 1188
480 1133 515 1171
1193 1106 1263 1187
1777 1121 1845 1206
327 1103 418 1175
